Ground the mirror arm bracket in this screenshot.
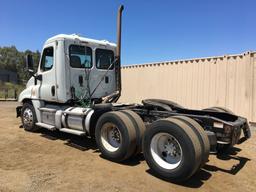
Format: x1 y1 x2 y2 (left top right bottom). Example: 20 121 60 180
32 74 42 85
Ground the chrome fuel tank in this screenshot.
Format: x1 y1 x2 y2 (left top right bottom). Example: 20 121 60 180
58 107 94 132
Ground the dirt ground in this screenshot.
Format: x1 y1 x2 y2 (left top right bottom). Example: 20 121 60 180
0 102 255 192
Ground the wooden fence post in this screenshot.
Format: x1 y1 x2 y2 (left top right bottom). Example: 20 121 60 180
5 89 8 100
14 89 17 100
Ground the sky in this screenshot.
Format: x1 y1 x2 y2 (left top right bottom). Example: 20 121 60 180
0 0 255 65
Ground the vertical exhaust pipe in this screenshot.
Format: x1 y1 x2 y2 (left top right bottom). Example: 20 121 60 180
116 5 124 61
115 5 124 101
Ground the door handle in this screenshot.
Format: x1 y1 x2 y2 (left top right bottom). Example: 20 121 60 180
105 76 109 84
79 75 83 87
51 86 55 96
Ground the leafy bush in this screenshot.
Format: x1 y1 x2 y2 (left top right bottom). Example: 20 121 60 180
0 81 25 99
0 46 40 83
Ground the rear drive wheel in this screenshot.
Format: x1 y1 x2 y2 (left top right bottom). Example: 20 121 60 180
95 111 137 162
143 117 203 182
172 116 210 167
21 102 39 132
120 110 146 155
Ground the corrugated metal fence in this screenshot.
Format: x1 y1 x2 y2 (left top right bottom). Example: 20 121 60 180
120 51 256 123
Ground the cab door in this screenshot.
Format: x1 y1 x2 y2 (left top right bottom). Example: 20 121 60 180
37 43 57 101
68 44 93 100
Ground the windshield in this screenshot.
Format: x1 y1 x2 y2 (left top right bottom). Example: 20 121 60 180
96 48 114 70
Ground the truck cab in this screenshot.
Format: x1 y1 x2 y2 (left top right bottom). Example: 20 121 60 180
19 34 118 104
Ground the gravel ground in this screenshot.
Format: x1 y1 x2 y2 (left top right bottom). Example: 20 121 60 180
0 102 255 192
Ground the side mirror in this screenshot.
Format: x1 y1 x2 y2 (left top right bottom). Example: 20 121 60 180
26 54 34 75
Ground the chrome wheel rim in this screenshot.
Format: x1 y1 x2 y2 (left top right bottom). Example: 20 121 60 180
150 132 182 170
101 122 122 152
23 108 33 127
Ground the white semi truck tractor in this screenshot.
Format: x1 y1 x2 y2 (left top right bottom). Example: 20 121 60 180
16 5 251 182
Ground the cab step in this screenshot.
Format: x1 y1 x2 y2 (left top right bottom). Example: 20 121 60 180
38 107 57 113
59 128 85 136
36 122 56 130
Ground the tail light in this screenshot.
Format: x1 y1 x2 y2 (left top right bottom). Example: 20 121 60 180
213 122 224 128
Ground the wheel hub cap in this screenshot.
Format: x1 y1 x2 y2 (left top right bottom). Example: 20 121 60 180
150 133 182 170
23 108 33 127
101 123 122 152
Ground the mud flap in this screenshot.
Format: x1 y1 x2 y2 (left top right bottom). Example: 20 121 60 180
16 106 22 118
243 123 251 139
238 123 251 144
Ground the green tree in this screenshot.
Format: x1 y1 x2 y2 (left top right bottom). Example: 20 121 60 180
0 46 40 84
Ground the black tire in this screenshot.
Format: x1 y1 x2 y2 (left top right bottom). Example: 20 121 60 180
203 107 234 114
143 117 202 182
120 110 146 155
172 116 210 167
95 111 137 162
21 102 39 132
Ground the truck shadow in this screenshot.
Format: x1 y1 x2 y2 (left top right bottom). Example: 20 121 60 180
146 168 211 188
203 147 251 176
146 147 250 188
99 153 145 166
38 128 145 165
37 129 250 188
38 129 98 151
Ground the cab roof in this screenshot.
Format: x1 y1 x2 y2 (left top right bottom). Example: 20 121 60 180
45 34 117 47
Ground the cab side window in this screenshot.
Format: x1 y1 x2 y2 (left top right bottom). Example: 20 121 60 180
96 49 114 70
40 47 54 72
69 45 92 68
